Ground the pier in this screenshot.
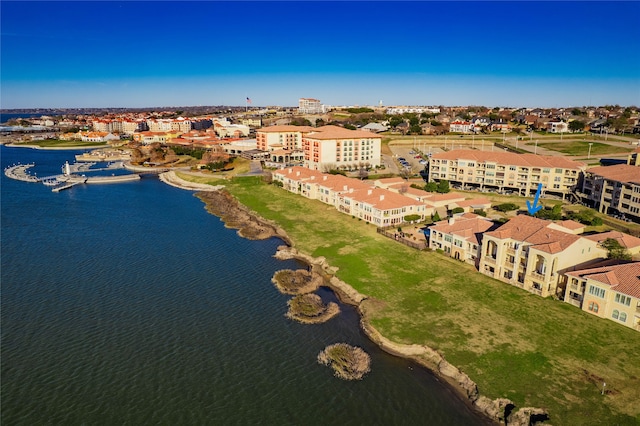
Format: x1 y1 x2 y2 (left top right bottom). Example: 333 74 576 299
4 160 141 192
4 163 40 182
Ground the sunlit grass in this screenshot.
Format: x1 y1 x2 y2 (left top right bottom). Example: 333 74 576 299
180 174 640 426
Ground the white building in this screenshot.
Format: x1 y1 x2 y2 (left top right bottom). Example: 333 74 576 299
299 98 323 114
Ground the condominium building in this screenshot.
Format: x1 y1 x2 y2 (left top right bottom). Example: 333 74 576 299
302 125 382 171
563 262 640 331
428 149 585 198
256 125 313 151
298 98 323 114
478 215 606 297
257 125 382 171
428 213 496 266
272 166 428 226
579 163 640 222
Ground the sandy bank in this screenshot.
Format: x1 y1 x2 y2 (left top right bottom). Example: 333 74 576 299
159 171 224 192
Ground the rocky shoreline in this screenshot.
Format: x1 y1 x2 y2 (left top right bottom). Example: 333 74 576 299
192 185 549 426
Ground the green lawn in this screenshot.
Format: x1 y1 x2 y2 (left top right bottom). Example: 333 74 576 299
182 174 640 426
527 140 635 156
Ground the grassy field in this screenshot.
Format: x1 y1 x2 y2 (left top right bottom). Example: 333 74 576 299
526 140 635 156
179 174 640 426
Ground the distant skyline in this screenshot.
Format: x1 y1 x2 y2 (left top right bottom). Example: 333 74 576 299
2 1 639 109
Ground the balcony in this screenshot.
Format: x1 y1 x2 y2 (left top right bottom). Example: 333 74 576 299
569 283 584 293
567 297 582 308
506 247 516 255
531 288 543 296
484 256 497 265
530 271 546 281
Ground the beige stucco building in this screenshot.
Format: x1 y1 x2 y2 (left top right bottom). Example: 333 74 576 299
579 161 640 222
478 215 607 297
428 149 586 199
257 125 382 171
563 262 640 331
428 213 496 266
272 166 427 226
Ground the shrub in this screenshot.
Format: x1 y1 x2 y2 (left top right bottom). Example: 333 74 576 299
494 203 519 212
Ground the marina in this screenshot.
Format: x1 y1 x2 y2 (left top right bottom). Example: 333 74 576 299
4 159 139 192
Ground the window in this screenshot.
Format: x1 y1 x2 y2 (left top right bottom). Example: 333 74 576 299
620 312 627 322
612 310 619 320
588 301 599 313
588 285 605 298
615 293 631 306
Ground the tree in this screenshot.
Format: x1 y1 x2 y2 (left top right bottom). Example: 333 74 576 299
315 118 325 127
424 182 438 192
568 120 585 133
432 211 441 222
436 179 450 194
535 204 562 220
389 116 404 128
600 238 632 260
358 165 369 180
409 124 422 134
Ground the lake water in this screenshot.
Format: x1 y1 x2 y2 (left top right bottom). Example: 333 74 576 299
1 145 489 425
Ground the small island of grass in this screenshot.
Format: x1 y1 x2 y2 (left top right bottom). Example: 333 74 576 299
317 343 371 380
286 293 340 324
271 269 322 295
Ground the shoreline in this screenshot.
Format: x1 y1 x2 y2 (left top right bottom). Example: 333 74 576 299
4 143 107 150
159 174 547 426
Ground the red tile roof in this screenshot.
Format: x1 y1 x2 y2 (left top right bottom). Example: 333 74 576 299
431 149 586 170
585 164 640 184
565 262 640 298
485 215 581 254
305 125 381 140
584 231 640 250
430 213 494 245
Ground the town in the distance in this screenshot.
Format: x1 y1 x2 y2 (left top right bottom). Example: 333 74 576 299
2 98 640 332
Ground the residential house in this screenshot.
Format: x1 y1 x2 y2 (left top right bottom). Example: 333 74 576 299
547 121 569 133
449 120 473 134
490 119 511 132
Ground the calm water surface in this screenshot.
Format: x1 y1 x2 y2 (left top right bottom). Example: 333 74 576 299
1 146 489 425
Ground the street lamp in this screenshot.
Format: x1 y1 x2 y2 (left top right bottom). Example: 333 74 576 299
588 142 593 159
534 140 538 155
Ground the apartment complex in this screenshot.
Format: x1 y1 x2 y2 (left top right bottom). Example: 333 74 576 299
272 166 428 226
580 161 640 221
563 262 640 331
257 125 382 171
478 215 607 297
428 149 585 198
298 98 323 114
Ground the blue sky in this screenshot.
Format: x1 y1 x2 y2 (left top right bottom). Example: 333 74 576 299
1 1 639 108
